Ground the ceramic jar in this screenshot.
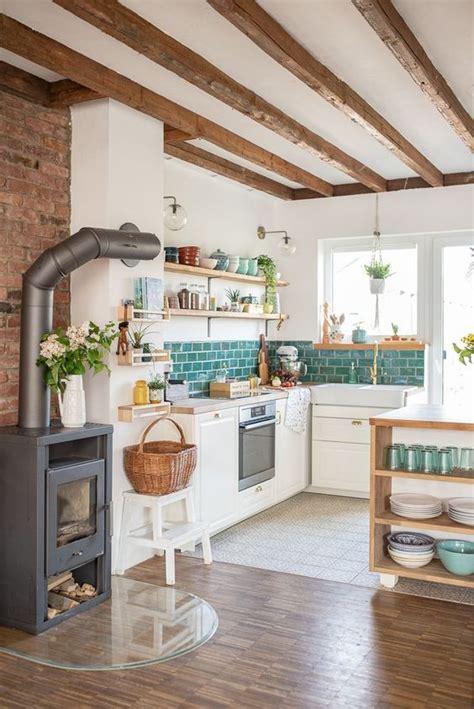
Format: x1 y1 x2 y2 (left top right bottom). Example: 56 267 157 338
370 278 386 294
226 255 240 273
59 375 86 428
149 388 162 403
133 380 149 405
210 249 229 271
164 246 179 263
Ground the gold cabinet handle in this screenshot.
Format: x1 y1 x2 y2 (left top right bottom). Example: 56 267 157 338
351 420 363 426
255 485 263 492
214 412 222 419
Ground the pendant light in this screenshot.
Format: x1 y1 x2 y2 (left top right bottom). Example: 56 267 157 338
257 225 296 256
163 195 187 231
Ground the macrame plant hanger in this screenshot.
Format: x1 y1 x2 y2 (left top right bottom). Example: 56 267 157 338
369 194 383 329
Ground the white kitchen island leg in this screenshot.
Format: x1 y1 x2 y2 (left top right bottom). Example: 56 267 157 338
380 573 399 588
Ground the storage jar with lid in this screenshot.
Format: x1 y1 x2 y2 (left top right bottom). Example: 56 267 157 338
178 283 191 309
133 380 149 405
209 249 229 271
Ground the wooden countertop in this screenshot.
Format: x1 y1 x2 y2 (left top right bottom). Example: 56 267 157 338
170 389 288 414
370 404 474 431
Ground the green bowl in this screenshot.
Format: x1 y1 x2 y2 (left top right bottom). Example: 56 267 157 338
436 540 474 576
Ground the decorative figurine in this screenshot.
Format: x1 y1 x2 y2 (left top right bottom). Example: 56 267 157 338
116 321 129 355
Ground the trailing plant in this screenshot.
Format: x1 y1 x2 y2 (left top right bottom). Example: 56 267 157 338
37 321 117 393
257 254 278 289
453 333 474 365
224 288 241 303
128 321 159 348
364 261 393 279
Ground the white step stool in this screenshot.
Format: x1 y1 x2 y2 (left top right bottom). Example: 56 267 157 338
116 487 212 585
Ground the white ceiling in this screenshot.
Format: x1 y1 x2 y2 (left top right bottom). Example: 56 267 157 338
2 0 472 190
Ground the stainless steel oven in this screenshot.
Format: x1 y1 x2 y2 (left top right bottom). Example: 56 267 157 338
239 401 276 491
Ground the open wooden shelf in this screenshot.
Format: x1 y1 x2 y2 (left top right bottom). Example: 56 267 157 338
118 402 170 422
372 556 474 588
314 341 426 350
168 308 288 321
117 350 171 367
375 468 474 484
374 510 474 534
117 305 170 322
164 261 288 286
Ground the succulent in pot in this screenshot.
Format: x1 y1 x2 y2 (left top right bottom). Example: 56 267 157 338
364 261 393 294
148 372 166 403
128 322 159 354
225 287 242 312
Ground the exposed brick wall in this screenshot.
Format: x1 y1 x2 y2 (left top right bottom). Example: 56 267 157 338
0 90 71 425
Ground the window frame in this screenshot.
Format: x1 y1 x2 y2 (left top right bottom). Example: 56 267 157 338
319 234 429 343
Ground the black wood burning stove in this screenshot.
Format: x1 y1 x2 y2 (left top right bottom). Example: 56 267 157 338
0 226 161 634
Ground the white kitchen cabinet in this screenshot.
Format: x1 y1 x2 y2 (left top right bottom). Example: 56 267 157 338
196 409 239 533
311 405 389 498
275 398 310 502
239 478 274 517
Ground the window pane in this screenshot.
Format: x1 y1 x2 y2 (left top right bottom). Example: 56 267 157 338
332 247 417 336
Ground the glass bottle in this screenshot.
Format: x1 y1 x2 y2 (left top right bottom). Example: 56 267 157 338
178 283 190 309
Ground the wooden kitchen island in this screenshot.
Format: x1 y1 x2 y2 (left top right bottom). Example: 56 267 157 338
369 405 474 589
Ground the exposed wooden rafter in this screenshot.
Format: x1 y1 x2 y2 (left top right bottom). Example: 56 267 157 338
165 142 294 200
163 125 196 144
207 0 443 187
0 15 332 197
352 0 474 151
0 61 51 105
52 0 386 192
49 79 102 107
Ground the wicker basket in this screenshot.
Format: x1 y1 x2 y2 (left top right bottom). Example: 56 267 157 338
123 417 197 495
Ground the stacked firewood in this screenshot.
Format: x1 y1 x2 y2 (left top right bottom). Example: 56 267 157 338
47 571 97 619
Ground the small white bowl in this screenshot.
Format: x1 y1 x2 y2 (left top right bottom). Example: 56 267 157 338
388 548 434 568
199 258 218 270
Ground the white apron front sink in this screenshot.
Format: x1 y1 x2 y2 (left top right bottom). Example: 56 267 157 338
310 383 420 408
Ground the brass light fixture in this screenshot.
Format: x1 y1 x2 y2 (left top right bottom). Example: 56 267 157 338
163 195 187 231
257 225 296 256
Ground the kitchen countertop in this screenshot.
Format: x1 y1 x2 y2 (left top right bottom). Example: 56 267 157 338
369 404 474 431
170 388 290 414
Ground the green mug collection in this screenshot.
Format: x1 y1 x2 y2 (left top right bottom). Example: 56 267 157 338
385 444 473 475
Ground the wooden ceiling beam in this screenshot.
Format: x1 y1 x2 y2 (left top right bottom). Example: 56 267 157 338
207 0 443 187
165 142 295 200
294 171 474 200
352 0 474 151
0 14 332 196
163 125 197 144
52 0 386 192
49 79 102 107
0 60 51 105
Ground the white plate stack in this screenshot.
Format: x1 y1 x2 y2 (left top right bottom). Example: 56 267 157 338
447 498 474 526
390 493 442 520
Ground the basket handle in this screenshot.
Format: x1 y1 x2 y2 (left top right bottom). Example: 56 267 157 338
138 416 187 452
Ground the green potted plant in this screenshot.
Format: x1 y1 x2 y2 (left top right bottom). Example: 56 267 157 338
391 322 400 341
128 322 158 358
225 287 242 312
364 261 393 294
258 254 279 313
148 372 166 403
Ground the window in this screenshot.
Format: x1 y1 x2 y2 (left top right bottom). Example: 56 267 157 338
324 239 418 338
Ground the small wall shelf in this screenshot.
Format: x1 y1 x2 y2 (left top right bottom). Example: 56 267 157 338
168 308 287 321
164 262 288 287
118 402 170 422
117 305 170 322
375 468 473 484
117 350 171 367
314 342 426 351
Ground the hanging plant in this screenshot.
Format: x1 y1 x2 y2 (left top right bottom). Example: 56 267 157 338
364 195 394 325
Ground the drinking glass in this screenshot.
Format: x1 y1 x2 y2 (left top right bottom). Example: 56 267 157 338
406 447 419 471
446 446 459 468
386 446 401 470
438 449 452 475
459 448 473 470
424 445 439 471
420 449 435 473
393 443 406 468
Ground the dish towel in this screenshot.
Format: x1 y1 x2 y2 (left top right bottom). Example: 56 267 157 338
285 387 311 434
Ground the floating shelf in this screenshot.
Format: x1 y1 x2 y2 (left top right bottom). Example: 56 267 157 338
117 305 170 322
164 262 288 286
314 341 426 350
374 510 474 534
118 402 170 422
117 350 171 367
375 468 474 484
373 556 474 589
168 308 288 322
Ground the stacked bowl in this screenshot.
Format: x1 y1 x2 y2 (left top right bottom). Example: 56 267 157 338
226 255 240 273
387 531 435 568
178 246 200 266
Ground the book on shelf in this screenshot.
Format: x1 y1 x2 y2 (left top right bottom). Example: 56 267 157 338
133 277 164 312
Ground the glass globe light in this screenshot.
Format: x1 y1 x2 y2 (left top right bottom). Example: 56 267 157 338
278 235 296 256
164 202 187 231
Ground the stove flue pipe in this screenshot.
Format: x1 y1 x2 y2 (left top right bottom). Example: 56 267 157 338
18 226 161 429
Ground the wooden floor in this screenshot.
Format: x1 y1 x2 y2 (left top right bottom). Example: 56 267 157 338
0 556 473 708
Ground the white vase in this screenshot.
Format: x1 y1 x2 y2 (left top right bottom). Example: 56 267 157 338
58 375 86 428
370 278 386 294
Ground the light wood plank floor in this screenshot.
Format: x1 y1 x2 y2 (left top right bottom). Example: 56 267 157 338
0 556 473 708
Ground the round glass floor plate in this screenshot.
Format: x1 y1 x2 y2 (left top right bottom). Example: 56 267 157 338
0 577 218 671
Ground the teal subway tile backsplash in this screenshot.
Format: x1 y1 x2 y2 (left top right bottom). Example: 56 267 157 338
164 340 425 393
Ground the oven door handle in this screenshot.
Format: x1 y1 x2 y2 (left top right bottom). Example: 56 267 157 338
239 417 276 430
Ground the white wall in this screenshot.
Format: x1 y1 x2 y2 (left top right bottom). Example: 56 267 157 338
163 159 282 341
71 99 164 571
274 184 474 340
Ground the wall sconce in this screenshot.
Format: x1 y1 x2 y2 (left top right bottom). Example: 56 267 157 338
257 225 296 256
163 195 187 231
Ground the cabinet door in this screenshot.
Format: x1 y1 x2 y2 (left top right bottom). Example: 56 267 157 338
312 440 369 496
197 409 239 532
275 399 309 502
